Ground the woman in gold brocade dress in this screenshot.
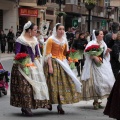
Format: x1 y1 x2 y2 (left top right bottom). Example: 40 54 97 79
44 23 82 114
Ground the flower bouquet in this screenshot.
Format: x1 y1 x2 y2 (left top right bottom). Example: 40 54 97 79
84 44 103 67
67 49 80 69
14 53 35 75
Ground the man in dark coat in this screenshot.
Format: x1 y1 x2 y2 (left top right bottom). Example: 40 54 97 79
7 29 15 53
104 22 120 80
66 27 74 48
104 22 119 49
0 30 7 53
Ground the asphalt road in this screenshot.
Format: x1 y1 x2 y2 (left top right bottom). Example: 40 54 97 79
0 58 115 120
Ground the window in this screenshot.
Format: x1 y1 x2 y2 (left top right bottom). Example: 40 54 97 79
97 22 99 29
55 0 65 4
78 0 81 5
74 0 77 5
105 0 110 7
66 0 71 3
51 0 55 2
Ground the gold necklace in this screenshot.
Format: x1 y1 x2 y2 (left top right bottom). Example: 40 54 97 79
97 40 102 45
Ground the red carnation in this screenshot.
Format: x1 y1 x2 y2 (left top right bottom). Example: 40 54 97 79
85 45 100 52
67 49 77 54
15 53 28 60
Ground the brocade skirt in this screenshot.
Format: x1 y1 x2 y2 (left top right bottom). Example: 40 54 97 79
44 59 80 104
10 64 48 109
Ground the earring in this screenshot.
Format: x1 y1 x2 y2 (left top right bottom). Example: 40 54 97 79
29 32 32 36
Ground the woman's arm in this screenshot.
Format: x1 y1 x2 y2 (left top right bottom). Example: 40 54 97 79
35 44 40 57
15 42 21 54
45 39 53 74
48 57 53 74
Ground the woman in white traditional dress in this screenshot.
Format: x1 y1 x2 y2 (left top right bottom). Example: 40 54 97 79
10 21 51 116
43 23 82 114
81 30 115 110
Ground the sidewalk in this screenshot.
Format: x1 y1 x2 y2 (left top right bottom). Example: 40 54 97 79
0 52 15 61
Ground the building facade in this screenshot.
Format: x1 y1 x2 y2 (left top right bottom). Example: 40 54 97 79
0 0 119 34
0 0 18 34
110 0 120 23
64 0 111 33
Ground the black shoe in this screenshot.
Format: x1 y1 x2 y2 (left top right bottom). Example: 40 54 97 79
47 104 52 111
57 105 65 114
21 108 33 116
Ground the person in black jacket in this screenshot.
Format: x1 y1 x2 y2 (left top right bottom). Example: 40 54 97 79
104 22 119 49
104 31 120 120
72 32 88 76
0 30 7 53
7 29 15 53
66 27 74 48
110 31 120 80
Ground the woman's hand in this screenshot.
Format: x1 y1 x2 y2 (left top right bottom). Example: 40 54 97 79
49 66 53 74
105 48 112 56
90 56 100 63
47 57 53 74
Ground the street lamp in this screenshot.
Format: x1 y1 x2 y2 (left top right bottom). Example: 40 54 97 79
106 6 112 30
85 3 95 33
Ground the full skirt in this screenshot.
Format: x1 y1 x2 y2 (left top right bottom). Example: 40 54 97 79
10 64 49 109
81 67 107 101
44 59 80 104
81 59 115 101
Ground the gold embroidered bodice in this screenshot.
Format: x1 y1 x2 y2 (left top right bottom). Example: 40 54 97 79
46 38 67 60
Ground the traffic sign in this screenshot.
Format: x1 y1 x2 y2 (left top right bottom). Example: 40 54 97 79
101 20 107 27
72 19 78 28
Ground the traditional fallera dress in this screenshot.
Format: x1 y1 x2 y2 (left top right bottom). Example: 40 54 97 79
44 37 82 104
81 40 115 101
10 35 49 109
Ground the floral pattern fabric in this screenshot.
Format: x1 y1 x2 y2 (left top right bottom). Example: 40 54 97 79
10 64 49 109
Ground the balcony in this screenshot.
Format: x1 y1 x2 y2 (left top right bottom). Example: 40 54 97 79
46 2 65 11
84 5 106 18
63 4 81 14
92 6 104 16
64 4 105 18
